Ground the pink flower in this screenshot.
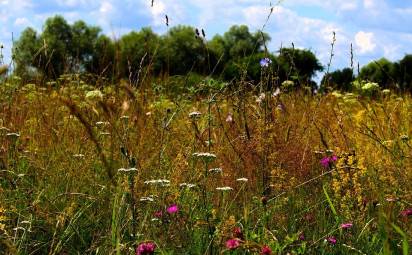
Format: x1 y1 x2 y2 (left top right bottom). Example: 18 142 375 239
400 208 412 217
226 238 240 250
136 242 156 255
340 222 353 229
261 245 272 255
326 236 337 245
320 157 330 168
320 155 338 168
154 210 163 218
233 227 244 240
299 233 305 241
167 204 179 214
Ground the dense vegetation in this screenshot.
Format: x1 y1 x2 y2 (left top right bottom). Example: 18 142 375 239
5 15 412 93
0 13 411 255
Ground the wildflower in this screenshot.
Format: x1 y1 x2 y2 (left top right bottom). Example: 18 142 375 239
226 238 240 250
209 168 223 174
236 178 248 182
233 227 244 239
261 245 272 255
189 111 202 119
179 183 196 189
272 87 281 97
320 157 330 168
193 152 217 162
257 93 266 103
326 236 337 245
144 179 170 186
118 167 138 173
136 242 156 255
340 222 353 229
299 232 305 241
140 197 154 202
6 132 20 138
226 113 233 123
73 154 85 158
167 204 179 214
260 58 272 68
400 208 412 217
154 210 163 218
216 186 233 191
320 155 337 168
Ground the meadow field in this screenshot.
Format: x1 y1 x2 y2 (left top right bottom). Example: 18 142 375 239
0 74 411 254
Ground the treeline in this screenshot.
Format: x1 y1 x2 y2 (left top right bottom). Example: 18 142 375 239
11 15 412 92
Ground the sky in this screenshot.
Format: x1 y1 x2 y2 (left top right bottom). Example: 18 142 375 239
1 0 412 78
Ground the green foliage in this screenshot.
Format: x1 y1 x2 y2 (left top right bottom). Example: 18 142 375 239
321 68 355 92
359 58 397 89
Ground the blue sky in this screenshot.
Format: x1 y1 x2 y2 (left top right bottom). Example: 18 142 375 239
1 0 412 78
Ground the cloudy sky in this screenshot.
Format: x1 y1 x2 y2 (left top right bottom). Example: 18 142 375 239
1 0 411 76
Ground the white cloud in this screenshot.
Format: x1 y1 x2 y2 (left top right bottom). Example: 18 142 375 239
355 31 376 54
14 17 31 27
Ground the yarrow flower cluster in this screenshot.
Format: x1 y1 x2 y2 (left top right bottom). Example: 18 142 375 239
216 186 233 191
193 152 217 162
136 242 156 255
144 179 170 186
260 57 272 68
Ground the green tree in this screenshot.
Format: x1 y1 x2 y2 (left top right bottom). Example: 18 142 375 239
159 25 206 75
359 58 397 89
40 15 73 78
209 25 270 80
13 27 42 79
398 54 412 92
119 27 159 80
70 20 101 72
277 47 323 85
321 68 355 92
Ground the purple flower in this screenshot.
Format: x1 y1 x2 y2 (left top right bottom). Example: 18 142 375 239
261 245 272 255
136 242 156 255
340 222 353 229
167 204 179 214
320 155 338 168
326 236 337 245
320 157 331 168
260 58 272 68
299 233 305 241
400 208 412 217
226 238 240 250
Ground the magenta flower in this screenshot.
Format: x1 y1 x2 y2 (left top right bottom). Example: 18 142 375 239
320 155 338 168
326 236 337 245
226 238 240 250
136 242 156 255
320 157 330 168
340 222 353 229
166 204 179 214
299 232 305 241
400 208 412 217
261 245 272 255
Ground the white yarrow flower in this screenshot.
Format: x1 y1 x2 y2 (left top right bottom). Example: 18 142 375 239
216 186 233 191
